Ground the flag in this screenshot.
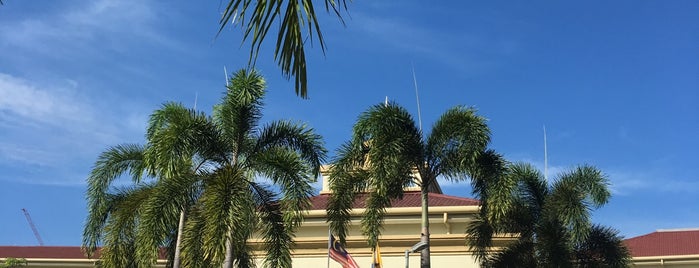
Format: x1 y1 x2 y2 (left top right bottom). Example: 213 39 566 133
371 243 383 268
329 234 360 268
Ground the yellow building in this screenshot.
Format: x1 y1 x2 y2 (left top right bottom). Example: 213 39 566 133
2 170 490 267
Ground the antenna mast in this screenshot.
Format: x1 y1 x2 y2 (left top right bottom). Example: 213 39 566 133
543 125 548 181
21 208 44 246
224 66 229 86
411 64 423 131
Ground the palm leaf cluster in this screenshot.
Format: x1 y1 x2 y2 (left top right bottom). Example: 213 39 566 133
220 0 349 98
326 102 490 268
83 69 326 268
468 162 630 267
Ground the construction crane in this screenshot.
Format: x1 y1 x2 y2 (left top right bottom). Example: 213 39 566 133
21 208 44 246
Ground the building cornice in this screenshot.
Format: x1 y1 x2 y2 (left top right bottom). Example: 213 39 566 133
305 205 479 218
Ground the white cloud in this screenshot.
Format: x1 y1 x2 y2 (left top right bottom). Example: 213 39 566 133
0 143 59 167
606 169 699 195
0 73 94 126
0 0 182 59
0 72 148 184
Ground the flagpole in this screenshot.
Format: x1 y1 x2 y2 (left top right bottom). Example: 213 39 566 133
327 228 331 268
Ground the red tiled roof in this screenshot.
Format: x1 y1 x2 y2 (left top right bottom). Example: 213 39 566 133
0 246 167 259
624 229 699 257
309 191 479 210
0 246 92 259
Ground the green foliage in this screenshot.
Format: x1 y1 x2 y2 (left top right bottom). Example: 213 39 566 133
83 69 327 268
219 0 349 98
327 102 491 252
467 163 631 267
0 258 27 268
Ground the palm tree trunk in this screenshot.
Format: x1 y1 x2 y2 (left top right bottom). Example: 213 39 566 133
172 208 186 268
223 234 234 268
223 155 239 268
420 183 431 268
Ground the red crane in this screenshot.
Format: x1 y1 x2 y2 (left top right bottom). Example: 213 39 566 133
21 208 44 246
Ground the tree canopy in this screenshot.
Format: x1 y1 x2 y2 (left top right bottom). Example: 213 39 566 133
83 69 327 268
327 102 491 268
467 162 630 267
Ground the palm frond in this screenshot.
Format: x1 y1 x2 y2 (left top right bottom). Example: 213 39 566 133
574 225 630 268
146 102 218 177
361 191 391 249
199 165 252 265
473 152 514 224
465 216 495 264
535 218 573 267
219 0 349 98
326 148 369 243
354 103 422 192
249 182 293 268
180 204 212 268
135 174 197 267
255 120 327 176
84 144 147 256
512 163 548 217
99 184 156 268
426 106 490 180
485 240 536 268
252 147 313 228
548 166 610 244
561 165 611 208
215 69 265 150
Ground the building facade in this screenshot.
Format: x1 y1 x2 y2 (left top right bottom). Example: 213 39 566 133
625 229 699 267
2 171 492 267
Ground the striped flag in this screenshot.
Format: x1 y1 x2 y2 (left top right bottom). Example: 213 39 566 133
329 234 360 268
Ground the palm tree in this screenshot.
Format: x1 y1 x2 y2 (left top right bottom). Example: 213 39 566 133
177 69 327 268
326 102 491 268
219 0 349 99
467 163 630 267
84 69 327 268
83 109 213 267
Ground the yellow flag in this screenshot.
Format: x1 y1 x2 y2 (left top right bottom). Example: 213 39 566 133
372 243 383 268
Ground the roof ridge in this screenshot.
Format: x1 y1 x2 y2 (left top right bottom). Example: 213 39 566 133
656 228 699 232
428 192 479 201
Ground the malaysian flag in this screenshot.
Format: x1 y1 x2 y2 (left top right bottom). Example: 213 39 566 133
329 234 360 268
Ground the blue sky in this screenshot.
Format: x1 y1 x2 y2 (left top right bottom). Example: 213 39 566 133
1 0 697 246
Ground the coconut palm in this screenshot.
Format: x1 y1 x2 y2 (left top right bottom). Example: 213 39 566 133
176 69 326 268
83 108 213 268
219 0 349 98
467 163 630 267
327 102 491 268
83 69 326 268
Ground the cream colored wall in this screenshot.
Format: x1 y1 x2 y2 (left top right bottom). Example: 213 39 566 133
268 205 486 268
0 258 167 268
631 255 699 267
289 254 479 268
632 263 699 268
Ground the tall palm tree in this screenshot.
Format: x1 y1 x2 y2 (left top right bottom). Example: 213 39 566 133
327 103 491 268
219 0 349 99
467 163 630 267
176 69 327 268
83 108 213 267
84 69 327 268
